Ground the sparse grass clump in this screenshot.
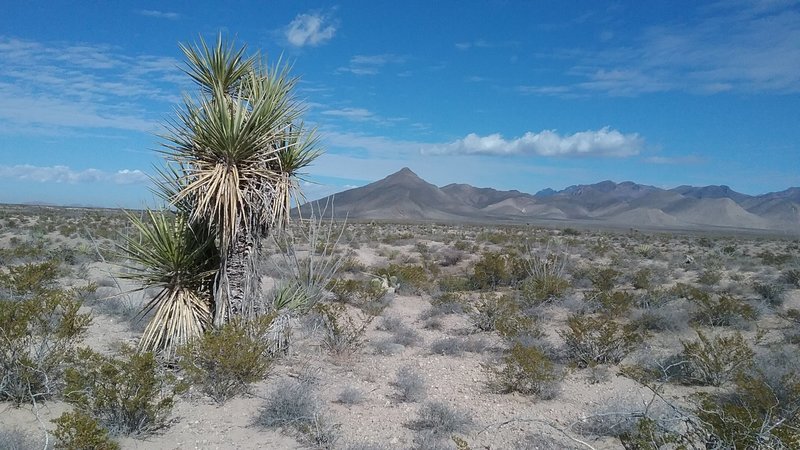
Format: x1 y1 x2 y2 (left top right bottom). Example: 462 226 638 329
409 401 472 437
178 317 272 403
393 366 427 403
257 376 339 448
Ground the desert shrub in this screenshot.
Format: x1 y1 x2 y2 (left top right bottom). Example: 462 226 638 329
389 323 421 347
582 289 635 316
782 267 800 287
758 250 792 266
487 342 562 398
63 346 176 435
438 275 471 293
518 243 571 305
408 401 472 437
0 259 61 297
560 315 643 368
0 429 44 450
257 376 339 448
689 290 757 327
375 263 430 294
630 268 652 290
0 289 90 404
696 268 722 286
576 398 685 448
470 251 516 290
430 337 488 356
313 302 373 356
52 411 121 450
177 318 272 403
679 329 754 386
376 316 419 346
588 267 620 292
392 366 427 402
372 339 404 356
336 386 365 405
470 293 539 339
752 280 787 306
631 304 690 332
329 278 388 314
696 369 800 448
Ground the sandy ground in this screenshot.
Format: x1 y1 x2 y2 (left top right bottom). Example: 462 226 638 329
2 213 799 449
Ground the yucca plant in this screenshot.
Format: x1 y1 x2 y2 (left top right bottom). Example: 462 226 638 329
118 210 218 355
159 35 320 325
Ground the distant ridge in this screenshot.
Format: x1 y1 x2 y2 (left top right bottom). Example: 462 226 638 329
300 168 800 232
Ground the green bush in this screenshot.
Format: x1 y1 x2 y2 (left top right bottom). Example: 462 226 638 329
313 302 373 357
329 278 388 314
470 251 518 290
753 280 787 306
588 267 620 292
560 315 643 368
487 342 561 398
178 318 272 404
583 289 635 316
53 411 120 450
782 267 800 287
690 290 757 327
375 263 430 294
0 289 90 404
630 268 652 290
679 329 754 386
696 370 800 448
0 259 61 297
64 346 176 435
469 293 539 339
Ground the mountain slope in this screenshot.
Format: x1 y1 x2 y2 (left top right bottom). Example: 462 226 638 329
300 168 797 232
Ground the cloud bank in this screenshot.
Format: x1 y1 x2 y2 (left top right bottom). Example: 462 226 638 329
286 12 336 47
422 127 643 157
0 165 148 184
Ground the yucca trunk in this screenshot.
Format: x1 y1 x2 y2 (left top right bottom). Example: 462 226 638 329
214 227 262 326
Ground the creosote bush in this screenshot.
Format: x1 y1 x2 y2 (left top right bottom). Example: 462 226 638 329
470 293 540 339
679 329 754 386
487 342 562 398
63 346 177 436
560 315 643 368
0 287 90 404
178 316 272 403
53 411 121 450
313 302 373 357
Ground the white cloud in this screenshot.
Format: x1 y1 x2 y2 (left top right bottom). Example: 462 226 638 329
0 37 182 134
643 155 705 165
321 107 375 121
0 165 149 184
523 2 800 96
337 54 406 76
137 10 180 20
285 12 336 47
422 127 644 157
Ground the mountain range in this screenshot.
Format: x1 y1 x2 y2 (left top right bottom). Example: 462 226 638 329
302 168 800 233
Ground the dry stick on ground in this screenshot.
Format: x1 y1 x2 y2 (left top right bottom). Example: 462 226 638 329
477 418 597 450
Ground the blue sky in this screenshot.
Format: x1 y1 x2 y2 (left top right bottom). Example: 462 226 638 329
0 1 798 207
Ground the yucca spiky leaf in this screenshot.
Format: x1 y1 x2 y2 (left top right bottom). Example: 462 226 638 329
118 209 219 355
179 34 253 96
271 123 322 227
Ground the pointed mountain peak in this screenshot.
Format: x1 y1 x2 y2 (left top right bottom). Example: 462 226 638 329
384 167 422 181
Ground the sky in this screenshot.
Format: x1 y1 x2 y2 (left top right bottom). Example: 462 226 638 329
0 0 798 208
